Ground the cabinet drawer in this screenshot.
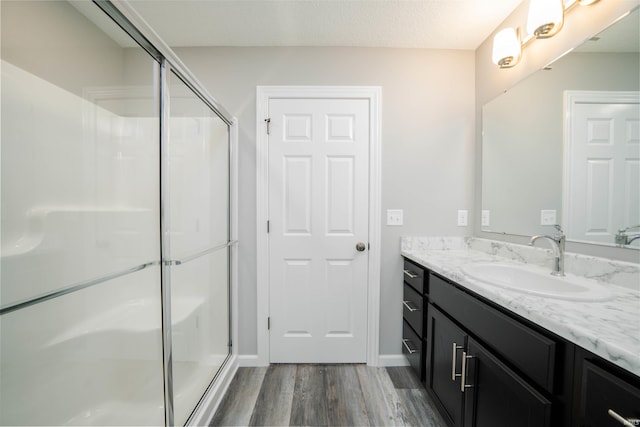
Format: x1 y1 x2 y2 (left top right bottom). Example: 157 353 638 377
578 360 640 427
430 273 557 393
402 320 423 379
403 283 424 336
403 259 425 294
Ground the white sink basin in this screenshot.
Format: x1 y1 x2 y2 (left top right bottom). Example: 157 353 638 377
460 262 613 301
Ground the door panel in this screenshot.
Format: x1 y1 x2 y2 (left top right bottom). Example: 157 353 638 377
269 98 369 363
326 156 356 234
463 338 552 427
283 156 312 234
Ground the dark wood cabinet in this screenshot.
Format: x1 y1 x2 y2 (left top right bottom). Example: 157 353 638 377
574 354 640 427
426 305 551 427
426 306 466 427
402 257 640 427
422 268 571 427
463 337 552 427
401 259 428 381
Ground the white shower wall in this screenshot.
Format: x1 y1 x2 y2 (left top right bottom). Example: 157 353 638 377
1 60 159 306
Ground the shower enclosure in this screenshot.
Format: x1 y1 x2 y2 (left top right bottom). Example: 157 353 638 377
0 1 236 425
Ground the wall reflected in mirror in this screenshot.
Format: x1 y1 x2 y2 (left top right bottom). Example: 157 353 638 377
481 7 640 249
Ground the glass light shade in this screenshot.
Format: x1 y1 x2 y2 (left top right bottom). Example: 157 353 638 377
578 0 600 5
492 28 521 68
527 0 564 38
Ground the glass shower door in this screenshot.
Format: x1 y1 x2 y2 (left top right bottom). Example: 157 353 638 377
0 1 164 425
166 71 231 425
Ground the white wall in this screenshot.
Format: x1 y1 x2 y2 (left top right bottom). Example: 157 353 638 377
171 46 476 356
1 0 126 97
474 0 640 263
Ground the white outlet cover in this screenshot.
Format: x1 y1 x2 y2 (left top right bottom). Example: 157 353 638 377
457 210 468 227
540 209 557 226
387 209 403 226
481 210 490 227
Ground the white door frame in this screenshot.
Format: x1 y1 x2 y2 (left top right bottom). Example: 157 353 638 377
563 90 639 244
255 86 382 366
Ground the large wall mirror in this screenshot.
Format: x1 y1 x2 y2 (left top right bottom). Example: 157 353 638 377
482 7 640 249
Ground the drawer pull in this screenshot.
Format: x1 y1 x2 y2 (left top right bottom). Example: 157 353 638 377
451 342 464 381
402 338 417 354
402 300 421 312
608 409 640 426
460 351 474 392
403 269 419 279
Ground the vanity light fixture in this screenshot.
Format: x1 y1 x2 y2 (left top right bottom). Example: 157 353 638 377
492 28 522 68
492 0 600 69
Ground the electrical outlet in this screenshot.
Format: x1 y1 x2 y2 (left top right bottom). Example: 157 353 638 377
387 209 403 226
481 210 490 227
540 209 557 226
457 210 468 227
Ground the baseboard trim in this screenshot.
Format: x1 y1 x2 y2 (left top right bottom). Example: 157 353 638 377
378 354 410 367
237 354 270 367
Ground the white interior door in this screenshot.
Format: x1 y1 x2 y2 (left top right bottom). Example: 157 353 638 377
268 97 369 363
565 91 640 244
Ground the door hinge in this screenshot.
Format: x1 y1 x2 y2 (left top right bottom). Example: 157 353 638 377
267 220 270 233
268 317 271 330
265 118 271 135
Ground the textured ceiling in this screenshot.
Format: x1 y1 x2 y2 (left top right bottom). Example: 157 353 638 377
126 0 524 50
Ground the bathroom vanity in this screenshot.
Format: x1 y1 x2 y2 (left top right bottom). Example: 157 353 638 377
401 237 640 427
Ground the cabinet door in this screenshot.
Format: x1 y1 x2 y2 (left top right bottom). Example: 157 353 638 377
577 360 640 427
427 305 466 427
463 338 552 427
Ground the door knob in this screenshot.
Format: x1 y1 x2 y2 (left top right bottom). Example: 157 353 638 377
356 242 366 252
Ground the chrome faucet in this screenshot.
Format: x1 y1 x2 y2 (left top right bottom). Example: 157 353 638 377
614 225 640 246
530 225 565 276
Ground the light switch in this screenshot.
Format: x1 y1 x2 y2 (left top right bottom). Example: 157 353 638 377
387 209 403 226
540 210 557 226
457 210 468 227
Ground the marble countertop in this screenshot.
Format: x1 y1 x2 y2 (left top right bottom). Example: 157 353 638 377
401 243 640 378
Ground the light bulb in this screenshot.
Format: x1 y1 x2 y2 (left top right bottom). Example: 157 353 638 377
527 0 564 38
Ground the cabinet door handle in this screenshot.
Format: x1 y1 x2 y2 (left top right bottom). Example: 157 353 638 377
403 269 419 279
451 342 464 381
402 338 417 354
460 351 474 392
608 409 640 426
402 300 421 312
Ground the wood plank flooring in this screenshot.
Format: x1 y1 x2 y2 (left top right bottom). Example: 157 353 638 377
211 365 447 426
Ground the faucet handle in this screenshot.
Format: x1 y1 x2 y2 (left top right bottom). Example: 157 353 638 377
552 225 565 239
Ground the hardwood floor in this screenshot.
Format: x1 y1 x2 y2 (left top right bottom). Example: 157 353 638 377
211 365 447 426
